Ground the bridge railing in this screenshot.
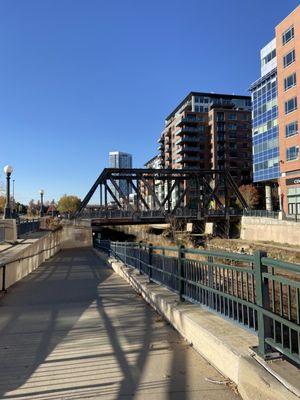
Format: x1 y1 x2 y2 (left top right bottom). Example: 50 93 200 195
243 210 279 219
80 208 244 220
17 219 40 237
95 239 300 366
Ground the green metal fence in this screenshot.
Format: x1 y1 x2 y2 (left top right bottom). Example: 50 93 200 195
95 239 300 366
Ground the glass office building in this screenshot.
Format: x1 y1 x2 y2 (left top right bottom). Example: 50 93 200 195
108 151 132 201
250 39 280 183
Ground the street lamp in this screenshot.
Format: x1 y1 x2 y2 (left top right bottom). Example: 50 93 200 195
3 165 13 219
12 179 15 211
39 189 44 217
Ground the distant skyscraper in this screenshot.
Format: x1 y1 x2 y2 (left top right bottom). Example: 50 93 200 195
108 151 132 201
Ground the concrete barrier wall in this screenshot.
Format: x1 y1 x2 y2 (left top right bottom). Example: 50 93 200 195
60 224 93 249
0 223 93 291
0 230 62 291
241 216 300 246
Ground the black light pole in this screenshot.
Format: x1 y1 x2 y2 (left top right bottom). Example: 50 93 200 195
12 179 15 212
3 165 13 219
39 189 44 217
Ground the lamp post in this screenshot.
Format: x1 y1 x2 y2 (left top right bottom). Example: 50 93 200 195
3 165 13 219
12 179 15 211
39 189 44 217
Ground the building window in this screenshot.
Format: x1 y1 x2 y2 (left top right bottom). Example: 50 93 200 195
241 114 249 120
283 49 295 68
285 121 298 138
217 112 224 121
284 73 296 91
286 146 299 161
228 124 237 130
282 25 294 46
262 49 276 65
285 97 297 114
228 113 237 120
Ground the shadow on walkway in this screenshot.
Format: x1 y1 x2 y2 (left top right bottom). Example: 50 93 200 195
0 248 239 399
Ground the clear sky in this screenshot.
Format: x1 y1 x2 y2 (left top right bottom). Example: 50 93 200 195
0 0 299 204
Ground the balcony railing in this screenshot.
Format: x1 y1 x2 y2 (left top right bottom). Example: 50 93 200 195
176 117 204 127
176 146 202 154
175 126 202 136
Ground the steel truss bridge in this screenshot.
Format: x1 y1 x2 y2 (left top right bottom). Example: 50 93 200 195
75 168 248 226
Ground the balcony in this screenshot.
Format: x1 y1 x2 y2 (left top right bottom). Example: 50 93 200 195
157 143 164 151
175 135 206 146
176 117 203 127
157 134 164 144
175 126 202 136
176 155 204 163
176 146 202 154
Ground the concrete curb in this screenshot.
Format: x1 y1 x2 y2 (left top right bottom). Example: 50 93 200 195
97 251 299 400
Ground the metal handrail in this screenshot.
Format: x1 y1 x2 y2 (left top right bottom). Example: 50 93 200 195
95 239 300 366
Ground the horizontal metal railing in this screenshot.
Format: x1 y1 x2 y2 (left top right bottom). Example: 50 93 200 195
0 227 5 244
80 208 244 220
17 219 40 237
243 210 279 219
95 239 300 366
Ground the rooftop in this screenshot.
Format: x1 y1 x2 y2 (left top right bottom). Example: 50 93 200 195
165 91 251 121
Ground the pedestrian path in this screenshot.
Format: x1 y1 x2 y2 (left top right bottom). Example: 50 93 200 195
0 248 240 399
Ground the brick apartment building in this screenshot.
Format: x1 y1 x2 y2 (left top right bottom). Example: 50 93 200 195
143 92 253 209
158 92 252 179
250 5 300 215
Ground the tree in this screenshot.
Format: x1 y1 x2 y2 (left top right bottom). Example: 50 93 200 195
57 195 81 216
0 195 5 213
237 184 260 209
28 199 40 216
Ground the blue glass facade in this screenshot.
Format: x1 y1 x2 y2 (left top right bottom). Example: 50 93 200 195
251 69 280 182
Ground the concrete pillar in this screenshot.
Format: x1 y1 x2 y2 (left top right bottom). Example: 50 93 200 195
0 219 17 243
191 95 195 112
265 184 273 212
204 222 214 235
278 185 282 211
186 223 193 232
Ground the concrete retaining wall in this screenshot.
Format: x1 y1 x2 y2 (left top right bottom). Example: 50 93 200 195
101 253 298 400
60 224 93 249
0 230 62 291
0 223 93 292
241 216 300 246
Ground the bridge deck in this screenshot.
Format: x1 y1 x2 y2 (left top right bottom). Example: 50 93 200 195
0 249 239 400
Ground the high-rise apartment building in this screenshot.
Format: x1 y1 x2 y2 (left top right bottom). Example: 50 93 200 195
156 92 252 208
250 5 300 215
158 92 252 179
108 151 132 201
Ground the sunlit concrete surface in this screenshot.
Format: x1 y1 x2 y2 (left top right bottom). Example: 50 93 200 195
0 249 240 399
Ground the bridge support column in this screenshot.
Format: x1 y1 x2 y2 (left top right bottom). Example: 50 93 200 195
186 223 194 232
204 222 215 235
265 184 273 212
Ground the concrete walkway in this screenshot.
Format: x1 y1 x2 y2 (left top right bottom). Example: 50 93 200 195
0 248 240 400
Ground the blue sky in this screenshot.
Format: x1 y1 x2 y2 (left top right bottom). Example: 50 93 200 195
0 0 299 204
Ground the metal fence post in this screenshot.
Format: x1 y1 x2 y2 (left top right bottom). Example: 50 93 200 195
207 255 214 308
148 243 153 282
138 241 142 274
254 250 270 358
124 242 127 265
178 245 185 301
2 265 6 292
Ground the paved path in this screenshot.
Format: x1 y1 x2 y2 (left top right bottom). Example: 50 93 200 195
0 248 240 400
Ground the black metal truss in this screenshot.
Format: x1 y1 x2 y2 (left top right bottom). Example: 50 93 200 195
75 168 248 218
